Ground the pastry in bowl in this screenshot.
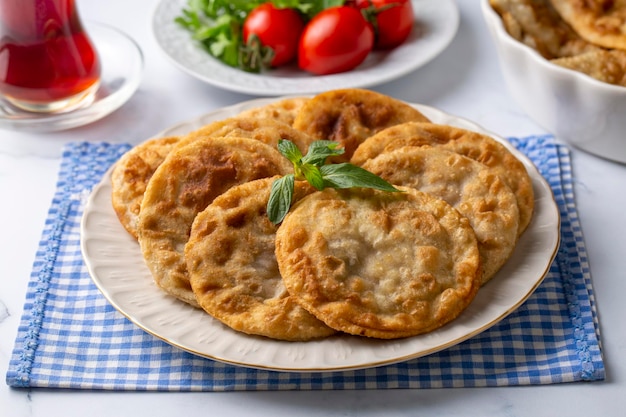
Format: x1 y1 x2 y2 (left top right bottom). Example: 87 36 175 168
549 0 626 50
483 0 626 163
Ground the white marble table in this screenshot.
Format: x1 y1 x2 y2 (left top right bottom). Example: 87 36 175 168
1 1 625 416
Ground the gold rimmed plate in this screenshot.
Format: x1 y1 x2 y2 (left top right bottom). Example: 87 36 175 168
80 98 560 372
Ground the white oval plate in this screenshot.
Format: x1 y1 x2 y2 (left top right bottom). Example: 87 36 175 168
81 98 560 372
151 0 459 95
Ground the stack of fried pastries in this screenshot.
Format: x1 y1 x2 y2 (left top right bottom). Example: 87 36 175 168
490 0 626 86
110 89 534 341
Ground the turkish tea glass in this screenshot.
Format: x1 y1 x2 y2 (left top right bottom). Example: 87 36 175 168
0 0 101 113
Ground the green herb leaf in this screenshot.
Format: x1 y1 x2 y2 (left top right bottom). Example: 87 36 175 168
277 139 303 164
267 174 295 224
266 0 345 19
239 33 274 73
320 163 401 192
267 139 402 223
300 164 325 190
301 140 344 166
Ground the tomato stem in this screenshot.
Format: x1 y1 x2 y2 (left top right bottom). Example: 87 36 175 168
239 33 274 73
359 1 401 40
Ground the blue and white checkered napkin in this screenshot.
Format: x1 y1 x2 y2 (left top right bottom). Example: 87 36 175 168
6 136 605 390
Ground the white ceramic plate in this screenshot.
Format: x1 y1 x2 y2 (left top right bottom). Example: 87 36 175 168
0 22 143 133
81 98 560 372
151 0 459 95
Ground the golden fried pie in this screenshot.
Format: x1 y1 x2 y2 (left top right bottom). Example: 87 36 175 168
490 0 600 59
275 187 481 339
186 177 335 341
362 146 520 284
175 117 315 153
137 137 292 307
110 136 181 239
237 97 310 126
292 88 430 162
550 0 626 50
351 122 534 235
552 49 626 85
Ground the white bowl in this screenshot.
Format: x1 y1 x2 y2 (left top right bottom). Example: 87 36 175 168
481 0 626 164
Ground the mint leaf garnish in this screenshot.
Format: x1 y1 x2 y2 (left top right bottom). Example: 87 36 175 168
320 163 400 192
267 174 294 225
267 139 401 224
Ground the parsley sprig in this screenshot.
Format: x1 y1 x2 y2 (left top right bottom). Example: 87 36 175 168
267 139 401 224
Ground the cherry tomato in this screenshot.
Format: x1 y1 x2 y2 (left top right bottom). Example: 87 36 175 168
353 0 414 49
242 4 304 67
298 6 374 75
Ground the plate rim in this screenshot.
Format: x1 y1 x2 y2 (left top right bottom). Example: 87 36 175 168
150 0 460 95
81 98 560 372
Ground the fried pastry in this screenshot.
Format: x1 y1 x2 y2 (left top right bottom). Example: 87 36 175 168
490 0 626 86
237 97 310 125
292 88 430 162
351 122 534 235
490 0 600 59
137 137 292 307
275 187 481 339
110 136 181 239
549 0 626 50
186 177 335 341
174 116 315 153
551 48 626 85
361 146 520 284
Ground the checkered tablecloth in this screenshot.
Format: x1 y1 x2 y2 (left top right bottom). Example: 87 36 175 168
6 136 604 390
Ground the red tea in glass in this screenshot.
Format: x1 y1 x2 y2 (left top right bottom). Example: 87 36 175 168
0 0 101 112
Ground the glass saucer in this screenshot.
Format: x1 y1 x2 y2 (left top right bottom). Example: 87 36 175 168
0 21 144 133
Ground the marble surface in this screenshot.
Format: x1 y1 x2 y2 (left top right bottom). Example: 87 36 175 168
1 0 625 416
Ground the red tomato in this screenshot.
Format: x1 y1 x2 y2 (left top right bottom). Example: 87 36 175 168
353 0 414 49
298 6 374 75
242 4 304 67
